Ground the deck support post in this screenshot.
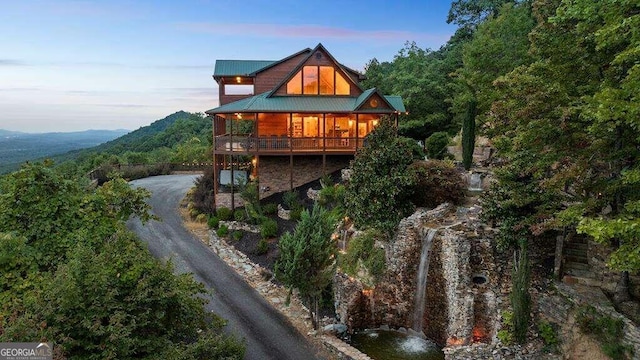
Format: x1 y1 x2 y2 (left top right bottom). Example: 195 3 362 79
289 113 294 191
212 114 218 209
322 114 326 175
230 116 235 211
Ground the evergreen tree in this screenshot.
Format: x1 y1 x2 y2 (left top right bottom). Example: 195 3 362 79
275 204 337 329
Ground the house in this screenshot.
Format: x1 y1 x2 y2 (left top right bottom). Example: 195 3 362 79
206 43 406 205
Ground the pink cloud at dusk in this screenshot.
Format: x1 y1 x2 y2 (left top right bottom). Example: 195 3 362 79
177 22 451 43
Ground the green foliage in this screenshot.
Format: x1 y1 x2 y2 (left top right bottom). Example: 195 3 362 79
207 216 220 229
576 305 633 360
275 204 337 329
447 0 516 29
234 209 246 221
232 230 243 241
289 208 302 221
537 320 559 352
461 99 476 170
318 184 346 213
216 207 233 221
340 230 387 285
425 132 451 160
255 239 269 255
0 163 244 359
260 218 278 239
497 310 514 345
397 136 426 160
361 41 464 140
344 117 416 234
282 189 301 211
511 239 531 344
216 225 229 238
409 160 465 208
262 202 278 215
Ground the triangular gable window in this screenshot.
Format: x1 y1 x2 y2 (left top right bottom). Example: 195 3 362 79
286 65 350 95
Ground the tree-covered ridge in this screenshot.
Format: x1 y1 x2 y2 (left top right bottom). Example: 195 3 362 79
0 163 245 359
51 111 212 177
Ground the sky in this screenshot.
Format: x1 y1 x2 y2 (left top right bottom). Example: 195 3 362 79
0 0 457 133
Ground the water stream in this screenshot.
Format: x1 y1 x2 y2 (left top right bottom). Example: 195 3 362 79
468 172 483 192
412 228 437 332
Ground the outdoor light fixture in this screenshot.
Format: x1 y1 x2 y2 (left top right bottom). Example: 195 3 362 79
372 120 379 126
236 76 241 83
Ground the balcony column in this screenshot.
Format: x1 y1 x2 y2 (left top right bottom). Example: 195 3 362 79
322 113 326 175
355 114 359 152
289 113 293 191
230 115 235 211
212 114 218 208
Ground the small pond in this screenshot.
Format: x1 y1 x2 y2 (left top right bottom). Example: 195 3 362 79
349 330 444 360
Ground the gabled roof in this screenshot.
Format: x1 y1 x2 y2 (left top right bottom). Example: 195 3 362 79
354 88 397 111
213 48 312 78
267 43 363 97
206 90 405 114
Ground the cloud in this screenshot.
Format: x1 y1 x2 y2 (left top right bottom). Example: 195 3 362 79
0 59 29 66
176 22 451 43
93 103 150 108
156 87 215 97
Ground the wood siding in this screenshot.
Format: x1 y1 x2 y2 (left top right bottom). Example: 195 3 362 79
257 113 289 136
254 52 309 94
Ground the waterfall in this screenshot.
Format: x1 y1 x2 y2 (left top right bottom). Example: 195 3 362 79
412 228 437 332
468 172 483 192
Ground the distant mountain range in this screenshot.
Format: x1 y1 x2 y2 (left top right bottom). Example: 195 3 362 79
0 128 130 173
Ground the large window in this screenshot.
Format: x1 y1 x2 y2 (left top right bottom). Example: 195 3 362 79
287 66 350 95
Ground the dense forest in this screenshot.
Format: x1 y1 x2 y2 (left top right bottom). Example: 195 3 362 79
365 0 639 286
359 0 639 349
53 111 212 176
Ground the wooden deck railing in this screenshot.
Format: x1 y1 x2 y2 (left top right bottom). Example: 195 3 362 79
214 134 364 152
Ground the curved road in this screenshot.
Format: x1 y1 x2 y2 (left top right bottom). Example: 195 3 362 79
127 175 324 360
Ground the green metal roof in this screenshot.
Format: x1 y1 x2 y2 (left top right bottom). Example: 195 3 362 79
213 60 276 77
384 96 406 112
206 89 406 114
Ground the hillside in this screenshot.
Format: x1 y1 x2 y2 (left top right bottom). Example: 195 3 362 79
50 110 210 163
0 129 129 173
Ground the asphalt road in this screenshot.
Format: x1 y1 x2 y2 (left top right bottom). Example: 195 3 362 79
127 174 324 360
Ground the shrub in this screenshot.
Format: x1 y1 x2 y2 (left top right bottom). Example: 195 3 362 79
189 208 200 219
192 167 215 215
234 209 246 222
409 160 465 208
255 239 268 255
282 190 300 211
341 230 387 285
498 311 514 345
262 203 278 215
425 131 450 160
207 216 220 229
537 320 559 352
344 117 416 234
216 207 232 221
398 136 425 160
260 219 278 239
216 225 229 238
195 213 208 223
319 184 346 211
289 208 302 221
232 230 243 241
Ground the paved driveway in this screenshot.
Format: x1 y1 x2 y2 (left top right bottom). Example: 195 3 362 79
127 174 324 360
